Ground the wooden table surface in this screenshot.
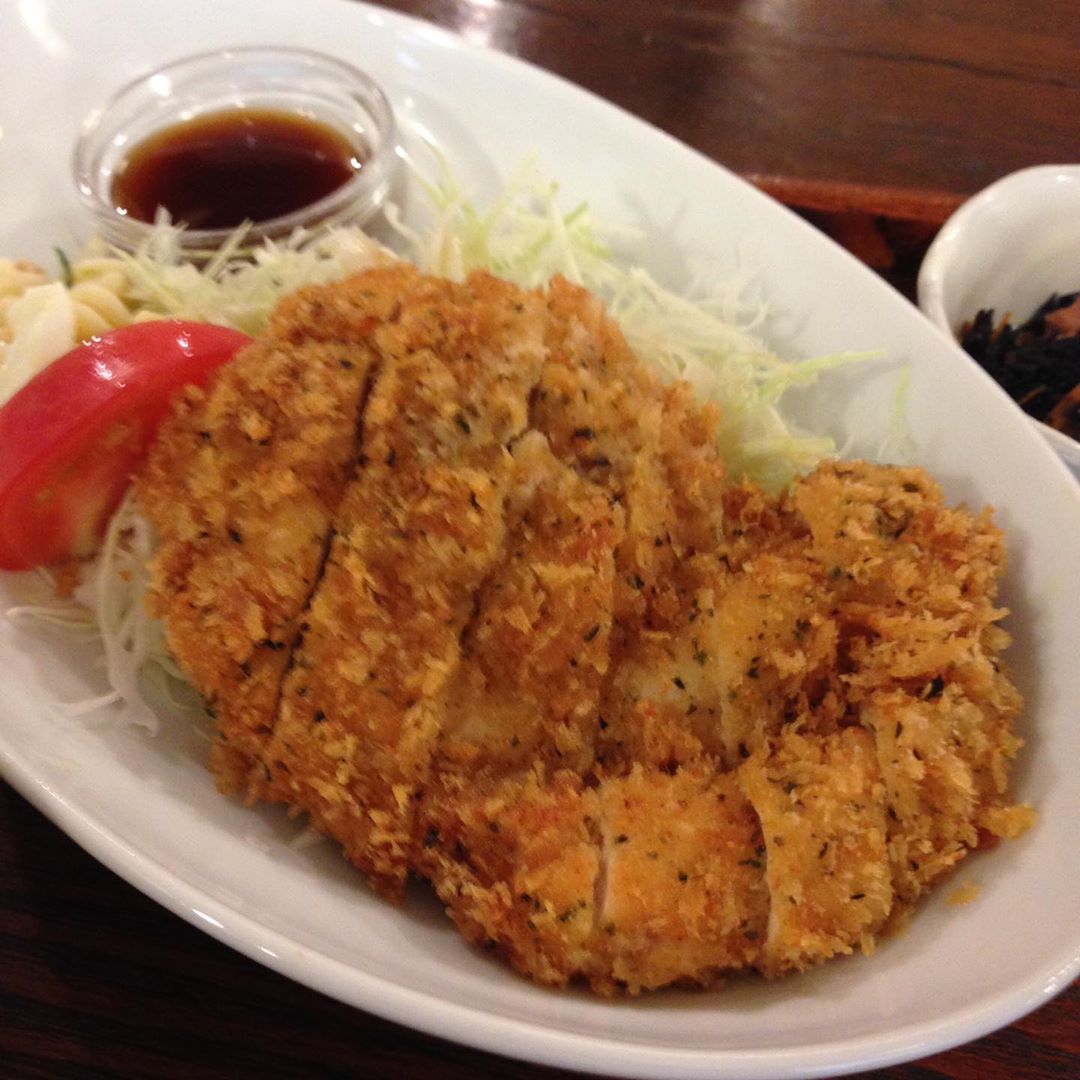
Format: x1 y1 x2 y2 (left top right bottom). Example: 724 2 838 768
3 2 1078 1078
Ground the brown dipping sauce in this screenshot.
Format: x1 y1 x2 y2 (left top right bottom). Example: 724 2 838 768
110 108 362 230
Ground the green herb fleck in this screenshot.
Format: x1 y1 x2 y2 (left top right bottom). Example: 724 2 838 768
54 247 73 287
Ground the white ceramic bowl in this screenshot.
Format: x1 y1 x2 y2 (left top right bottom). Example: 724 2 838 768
917 164 1080 471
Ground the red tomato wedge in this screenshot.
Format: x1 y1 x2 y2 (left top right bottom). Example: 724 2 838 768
0 320 250 570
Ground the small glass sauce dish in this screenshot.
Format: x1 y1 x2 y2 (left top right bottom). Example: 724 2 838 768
73 46 398 254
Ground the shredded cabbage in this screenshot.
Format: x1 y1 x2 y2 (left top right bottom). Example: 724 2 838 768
112 223 394 335
4 491 194 727
7 156 886 727
390 154 876 488
66 491 166 726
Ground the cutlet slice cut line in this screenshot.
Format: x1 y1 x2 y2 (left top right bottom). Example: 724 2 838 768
416 434 622 987
136 266 411 792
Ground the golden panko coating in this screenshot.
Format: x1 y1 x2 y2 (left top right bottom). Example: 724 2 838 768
139 266 1031 994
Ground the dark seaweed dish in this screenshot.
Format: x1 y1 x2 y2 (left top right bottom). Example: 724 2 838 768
960 291 1080 440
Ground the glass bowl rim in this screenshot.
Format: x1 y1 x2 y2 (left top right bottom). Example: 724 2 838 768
72 44 399 250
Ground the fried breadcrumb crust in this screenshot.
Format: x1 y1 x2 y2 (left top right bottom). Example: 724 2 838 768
138 266 1032 994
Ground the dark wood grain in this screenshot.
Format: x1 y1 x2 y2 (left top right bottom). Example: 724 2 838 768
387 0 1080 197
3 1 1078 1078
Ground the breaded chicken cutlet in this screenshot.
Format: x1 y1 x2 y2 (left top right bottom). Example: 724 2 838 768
138 265 1033 995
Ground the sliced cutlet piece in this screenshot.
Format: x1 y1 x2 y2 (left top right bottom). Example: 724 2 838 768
598 569 730 772
594 764 769 993
738 727 892 975
137 267 411 792
705 549 844 768
537 279 718 774
537 285 729 625
536 276 678 626
791 460 1026 904
424 431 622 780
416 433 621 985
594 381 738 772
860 683 1029 913
599 546 842 774
429 762 770 995
859 691 980 907
258 271 549 899
421 769 603 989
657 380 728 559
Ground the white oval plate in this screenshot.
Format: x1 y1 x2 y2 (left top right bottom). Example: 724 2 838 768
1 3 1078 1078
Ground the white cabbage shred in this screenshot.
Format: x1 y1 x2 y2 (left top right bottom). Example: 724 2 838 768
6 158 881 727
392 155 874 490
111 220 393 335
65 491 170 727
